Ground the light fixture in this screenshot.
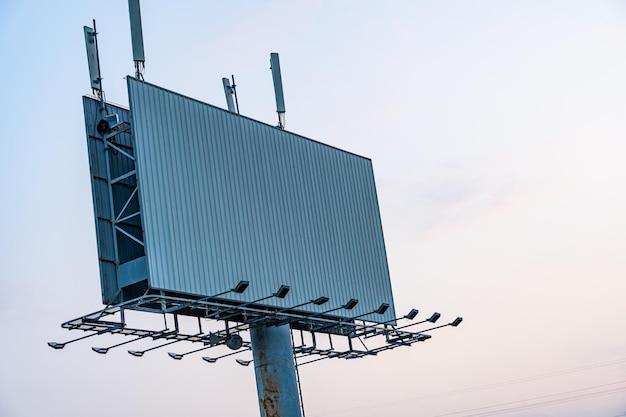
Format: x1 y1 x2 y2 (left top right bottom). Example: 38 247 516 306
47 325 124 351
202 347 252 364
215 284 292 322
246 296 330 325
274 285 290 299
247 294 331 326
166 280 251 314
364 308 419 330
405 309 419 320
392 311 444 331
343 299 359 310
269 298 358 328
427 312 441 323
236 359 252 366
316 300 398 333
355 307 420 338
374 303 389 315
168 352 184 360
450 317 463 327
313 296 330 305
233 280 250 294
127 337 181 358
91 347 109 354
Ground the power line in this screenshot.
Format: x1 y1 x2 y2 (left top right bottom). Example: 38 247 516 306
309 357 626 416
455 387 626 417
431 380 626 417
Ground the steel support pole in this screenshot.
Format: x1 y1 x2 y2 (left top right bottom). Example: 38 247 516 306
250 324 302 417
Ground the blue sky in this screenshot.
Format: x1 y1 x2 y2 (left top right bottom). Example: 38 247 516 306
1 1 625 416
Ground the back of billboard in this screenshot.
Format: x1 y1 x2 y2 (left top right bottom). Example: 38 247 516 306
83 78 395 322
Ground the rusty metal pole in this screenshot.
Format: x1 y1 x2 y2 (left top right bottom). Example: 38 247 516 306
250 324 303 417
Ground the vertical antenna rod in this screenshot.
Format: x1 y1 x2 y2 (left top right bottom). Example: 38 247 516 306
232 75 240 114
128 0 146 79
270 53 286 129
222 78 236 113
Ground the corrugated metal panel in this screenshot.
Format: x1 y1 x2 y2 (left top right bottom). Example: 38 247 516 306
127 78 395 322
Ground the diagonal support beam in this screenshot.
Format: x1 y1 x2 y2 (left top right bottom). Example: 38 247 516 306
115 225 144 246
115 187 139 222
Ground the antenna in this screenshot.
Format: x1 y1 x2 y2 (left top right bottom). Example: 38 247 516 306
83 22 103 100
270 53 286 129
128 0 145 79
231 75 240 114
222 78 236 113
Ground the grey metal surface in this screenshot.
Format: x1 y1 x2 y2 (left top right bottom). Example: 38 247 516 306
127 77 395 322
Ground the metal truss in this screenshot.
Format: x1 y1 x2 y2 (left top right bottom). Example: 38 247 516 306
102 120 144 249
49 293 461 365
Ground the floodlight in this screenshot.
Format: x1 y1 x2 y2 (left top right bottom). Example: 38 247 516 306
233 280 250 294
392 314 463 340
313 296 330 305
268 298 359 328
202 347 251 364
165 281 250 314
392 311 444 331
362 308 419 333
91 347 109 354
213 284 292 322
247 294 330 326
168 352 184 360
47 326 123 351
274 285 290 299
405 309 419 320
236 359 252 367
450 317 463 327
126 336 184 358
427 312 441 323
374 303 389 315
315 300 393 333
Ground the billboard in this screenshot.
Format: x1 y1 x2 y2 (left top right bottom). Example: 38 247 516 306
83 78 395 323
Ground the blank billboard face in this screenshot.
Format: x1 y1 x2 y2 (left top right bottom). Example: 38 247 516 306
113 78 395 322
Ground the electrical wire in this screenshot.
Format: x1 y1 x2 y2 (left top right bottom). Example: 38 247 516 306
453 388 626 417
309 357 626 416
431 380 626 417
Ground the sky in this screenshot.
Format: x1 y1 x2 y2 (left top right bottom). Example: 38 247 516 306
1 1 625 416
